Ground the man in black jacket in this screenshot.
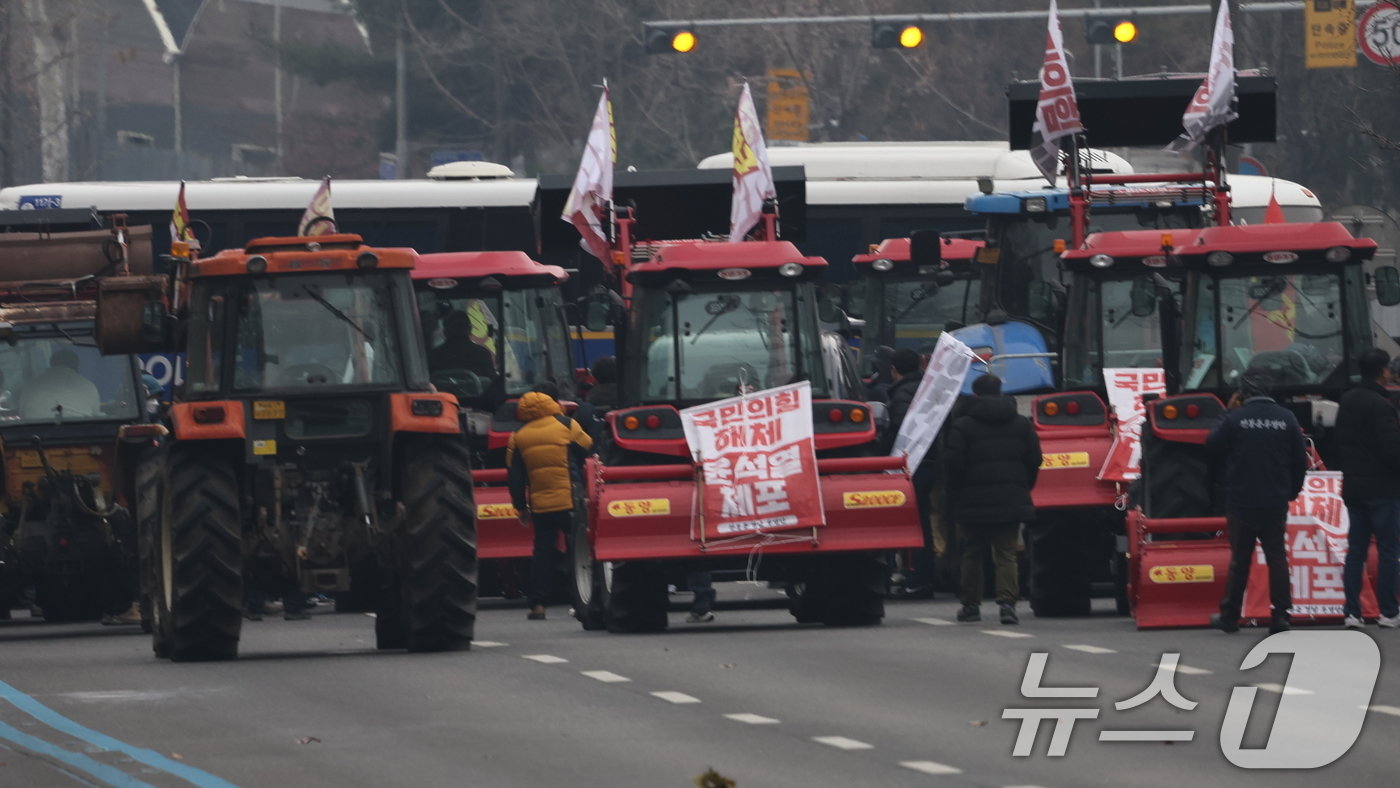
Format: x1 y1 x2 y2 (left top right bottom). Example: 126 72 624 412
884 348 922 451
1205 369 1308 634
1334 348 1400 628
944 373 1041 624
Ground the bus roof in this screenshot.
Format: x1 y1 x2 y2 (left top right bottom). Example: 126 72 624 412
0 177 538 212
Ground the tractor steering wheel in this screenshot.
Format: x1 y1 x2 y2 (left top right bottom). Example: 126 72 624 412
430 368 485 399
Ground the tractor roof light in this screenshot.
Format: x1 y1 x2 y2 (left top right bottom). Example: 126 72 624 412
1053 239 1067 254
246 255 268 274
1143 255 1168 268
1024 197 1048 213
778 262 804 278
1089 254 1114 269
357 251 379 269
1324 246 1352 263
1206 251 1234 267
871 258 894 272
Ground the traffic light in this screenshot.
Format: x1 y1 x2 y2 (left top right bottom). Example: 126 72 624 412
644 24 697 54
871 19 925 49
1085 15 1138 45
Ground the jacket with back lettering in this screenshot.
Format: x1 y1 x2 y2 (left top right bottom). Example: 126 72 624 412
1205 396 1308 509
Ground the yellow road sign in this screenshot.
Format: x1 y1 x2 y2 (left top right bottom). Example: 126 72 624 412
766 69 810 142
1306 0 1357 69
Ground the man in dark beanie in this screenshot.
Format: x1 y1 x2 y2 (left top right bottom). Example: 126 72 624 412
1206 368 1308 634
944 373 1041 624
1334 348 1400 628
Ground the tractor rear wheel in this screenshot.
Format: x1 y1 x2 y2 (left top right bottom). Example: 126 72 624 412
398 438 478 652
161 447 243 661
133 449 163 640
570 518 608 631
605 561 668 633
1026 515 1092 618
821 554 886 627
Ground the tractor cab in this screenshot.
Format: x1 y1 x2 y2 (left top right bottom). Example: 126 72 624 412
851 234 985 378
411 252 574 452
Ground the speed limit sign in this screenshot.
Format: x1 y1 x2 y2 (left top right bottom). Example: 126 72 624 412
1359 4 1400 66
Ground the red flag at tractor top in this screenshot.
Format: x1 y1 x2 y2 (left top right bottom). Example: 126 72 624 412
297 176 337 236
169 181 199 252
1167 0 1237 153
680 381 823 540
561 85 616 263
729 82 776 242
1029 0 1083 185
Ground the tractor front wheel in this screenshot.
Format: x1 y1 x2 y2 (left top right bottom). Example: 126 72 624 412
160 447 243 661
398 438 478 652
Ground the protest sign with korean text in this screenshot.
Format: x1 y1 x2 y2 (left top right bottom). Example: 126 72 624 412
1244 471 1379 620
889 332 977 470
1098 368 1167 482
680 381 823 539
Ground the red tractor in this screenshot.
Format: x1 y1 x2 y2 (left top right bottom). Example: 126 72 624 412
412 251 576 598
96 234 478 660
1059 221 1395 627
569 207 923 632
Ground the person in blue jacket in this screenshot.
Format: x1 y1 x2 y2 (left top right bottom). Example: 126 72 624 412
1206 369 1308 634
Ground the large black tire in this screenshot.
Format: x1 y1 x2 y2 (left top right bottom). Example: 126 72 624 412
1139 439 1214 519
788 555 886 627
605 561 668 633
1026 515 1092 618
133 450 163 640
34 577 103 623
570 518 608 631
398 438 478 652
161 447 243 661
374 564 407 651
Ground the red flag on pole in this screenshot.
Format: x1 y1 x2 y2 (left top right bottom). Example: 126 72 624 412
1264 181 1286 224
169 181 200 252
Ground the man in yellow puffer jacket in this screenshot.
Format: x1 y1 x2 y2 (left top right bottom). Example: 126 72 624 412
506 385 593 620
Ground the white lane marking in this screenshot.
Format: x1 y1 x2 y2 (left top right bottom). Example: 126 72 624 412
1063 644 1117 655
983 630 1034 639
725 713 780 725
581 670 630 683
473 641 507 648
522 654 568 664
1165 662 1211 676
1367 704 1400 716
57 690 207 703
1253 682 1313 696
913 617 955 626
813 736 873 751
1098 730 1194 742
899 760 963 775
651 691 701 704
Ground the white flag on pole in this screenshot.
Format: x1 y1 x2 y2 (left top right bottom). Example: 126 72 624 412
890 332 978 471
1029 0 1083 185
1167 1 1237 153
729 83 776 242
297 176 336 236
561 86 616 263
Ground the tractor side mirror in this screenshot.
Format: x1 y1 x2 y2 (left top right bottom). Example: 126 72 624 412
909 229 942 268
1376 266 1400 307
583 288 617 332
817 284 843 324
1130 276 1157 317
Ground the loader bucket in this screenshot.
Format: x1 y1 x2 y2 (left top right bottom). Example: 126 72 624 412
95 275 169 355
589 455 923 562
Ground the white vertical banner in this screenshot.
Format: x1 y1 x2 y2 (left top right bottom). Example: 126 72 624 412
1166 0 1237 153
890 332 978 470
680 381 823 538
1098 368 1167 482
561 86 616 262
729 82 776 242
1029 0 1083 184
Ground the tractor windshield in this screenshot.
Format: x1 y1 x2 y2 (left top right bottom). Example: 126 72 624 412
630 282 826 405
863 275 984 355
416 286 572 404
1183 271 1348 390
1061 275 1176 390
988 207 1199 331
186 272 406 394
0 329 140 425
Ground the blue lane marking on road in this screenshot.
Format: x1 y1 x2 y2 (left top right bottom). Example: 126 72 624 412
0 679 240 788
0 719 155 788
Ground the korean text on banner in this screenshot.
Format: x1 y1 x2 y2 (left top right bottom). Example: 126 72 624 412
1029 0 1083 184
890 332 977 471
1167 0 1238 153
1244 471 1379 619
1098 368 1167 482
680 381 823 540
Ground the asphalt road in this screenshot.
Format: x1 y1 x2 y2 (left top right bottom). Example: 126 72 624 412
1 587 1398 788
